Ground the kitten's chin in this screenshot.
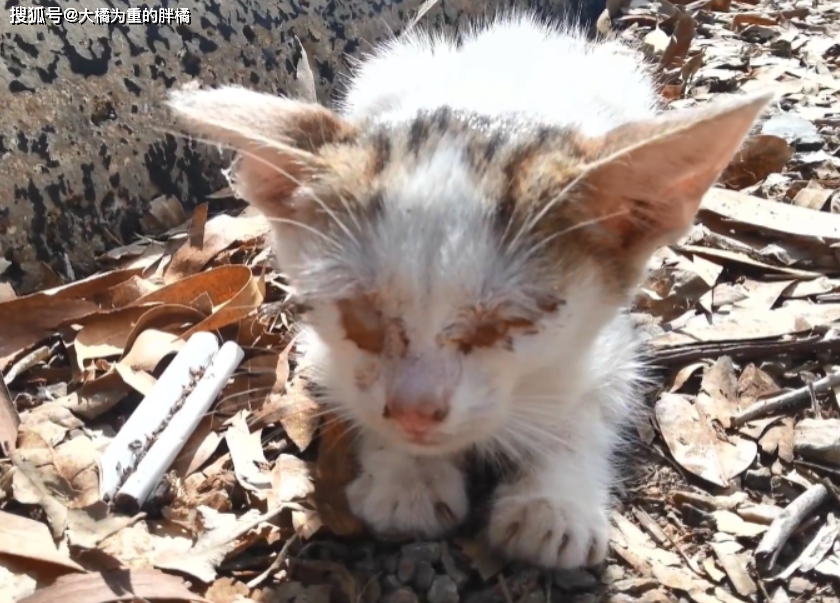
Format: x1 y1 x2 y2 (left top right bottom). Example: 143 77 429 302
378 428 469 457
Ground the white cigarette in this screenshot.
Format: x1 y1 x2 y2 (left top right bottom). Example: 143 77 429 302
115 341 245 509
99 332 220 502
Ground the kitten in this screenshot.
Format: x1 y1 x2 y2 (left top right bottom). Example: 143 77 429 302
168 13 772 570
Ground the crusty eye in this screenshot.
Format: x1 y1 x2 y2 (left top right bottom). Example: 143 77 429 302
337 296 385 354
442 314 538 354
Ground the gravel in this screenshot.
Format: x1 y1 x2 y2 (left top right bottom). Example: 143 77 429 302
427 575 460 603
401 542 441 564
414 560 436 591
397 555 417 583
381 588 420 603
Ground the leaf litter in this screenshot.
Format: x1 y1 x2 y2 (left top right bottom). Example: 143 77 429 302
1 0 839 602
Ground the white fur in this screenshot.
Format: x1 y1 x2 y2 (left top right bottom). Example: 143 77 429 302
290 14 657 569
339 13 659 136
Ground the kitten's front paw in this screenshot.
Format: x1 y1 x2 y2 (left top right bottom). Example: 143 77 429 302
488 490 610 570
346 452 468 539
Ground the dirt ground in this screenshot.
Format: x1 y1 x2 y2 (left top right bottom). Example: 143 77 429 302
1 0 840 602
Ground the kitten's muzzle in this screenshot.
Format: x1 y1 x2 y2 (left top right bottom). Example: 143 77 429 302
383 396 450 443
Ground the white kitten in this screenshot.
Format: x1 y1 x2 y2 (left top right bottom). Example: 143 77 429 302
168 12 771 570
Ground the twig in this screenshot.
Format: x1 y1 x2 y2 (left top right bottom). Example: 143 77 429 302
754 483 831 573
731 371 840 427
3 345 51 385
246 532 299 589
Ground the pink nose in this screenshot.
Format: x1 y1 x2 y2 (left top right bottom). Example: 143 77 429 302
384 398 449 438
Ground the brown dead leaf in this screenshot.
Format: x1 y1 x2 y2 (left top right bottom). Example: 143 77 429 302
279 378 321 453
15 434 101 509
0 376 18 455
270 454 315 505
120 303 207 359
0 510 84 572
119 328 185 372
17 567 207 603
164 213 269 284
173 416 224 478
720 135 793 190
182 271 266 338
655 393 757 487
60 370 131 419
697 356 741 427
313 413 365 537
206 577 250 603
74 305 154 369
0 268 146 368
94 275 160 309
226 412 273 494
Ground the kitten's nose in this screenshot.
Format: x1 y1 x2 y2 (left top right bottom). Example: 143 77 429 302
384 397 449 437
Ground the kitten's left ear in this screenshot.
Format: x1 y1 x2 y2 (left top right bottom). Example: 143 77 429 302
167 85 357 217
573 91 775 254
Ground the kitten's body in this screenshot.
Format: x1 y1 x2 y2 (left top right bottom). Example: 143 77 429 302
169 13 771 570
303 18 657 567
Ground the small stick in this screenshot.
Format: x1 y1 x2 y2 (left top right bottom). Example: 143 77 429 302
246 533 299 589
754 483 830 573
3 345 51 385
731 371 840 427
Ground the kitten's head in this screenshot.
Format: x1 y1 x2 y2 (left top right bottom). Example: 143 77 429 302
169 86 771 456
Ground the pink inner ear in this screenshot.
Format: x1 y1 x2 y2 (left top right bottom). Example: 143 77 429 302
573 93 773 250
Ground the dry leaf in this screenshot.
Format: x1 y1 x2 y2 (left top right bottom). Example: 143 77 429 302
655 394 756 487
0 510 84 572
17 568 207 603
720 135 793 190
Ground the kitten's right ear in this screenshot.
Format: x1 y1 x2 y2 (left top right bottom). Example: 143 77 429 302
167 86 357 217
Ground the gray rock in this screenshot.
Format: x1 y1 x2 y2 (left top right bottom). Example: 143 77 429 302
400 542 441 565
744 467 772 491
382 575 403 593
794 418 840 464
553 569 598 591
0 0 585 296
383 554 400 574
381 588 420 603
761 113 824 151
439 542 470 588
463 589 505 603
427 575 460 603
414 561 436 592
397 555 417 584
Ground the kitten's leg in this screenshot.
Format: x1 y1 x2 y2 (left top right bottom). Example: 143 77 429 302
346 432 469 538
487 406 617 570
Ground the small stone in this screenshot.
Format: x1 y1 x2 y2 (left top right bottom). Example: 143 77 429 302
354 545 380 572
553 568 599 591
396 555 417 584
438 542 469 588
463 589 504 603
382 575 402 593
383 555 400 574
427 575 459 603
524 590 546 603
400 542 441 564
413 561 435 591
761 113 823 151
381 588 419 603
743 467 772 491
